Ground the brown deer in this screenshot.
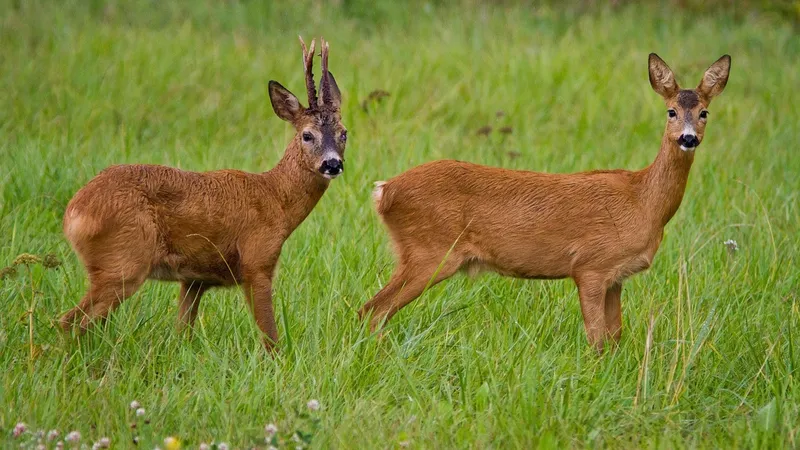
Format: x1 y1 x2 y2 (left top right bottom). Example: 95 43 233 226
60 37 347 351
359 54 730 351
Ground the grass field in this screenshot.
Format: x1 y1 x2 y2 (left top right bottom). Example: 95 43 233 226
1 1 799 448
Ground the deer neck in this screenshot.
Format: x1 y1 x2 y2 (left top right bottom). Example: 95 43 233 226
639 132 695 228
265 141 330 233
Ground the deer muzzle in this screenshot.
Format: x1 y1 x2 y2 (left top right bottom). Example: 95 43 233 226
677 133 699 151
319 157 343 179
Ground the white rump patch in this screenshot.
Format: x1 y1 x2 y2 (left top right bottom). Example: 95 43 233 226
63 208 85 239
373 181 386 203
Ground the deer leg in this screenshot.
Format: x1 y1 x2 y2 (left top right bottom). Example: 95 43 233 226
177 280 208 332
575 273 610 353
239 237 282 353
242 272 278 353
358 265 416 331
359 256 461 332
60 268 147 333
604 282 623 344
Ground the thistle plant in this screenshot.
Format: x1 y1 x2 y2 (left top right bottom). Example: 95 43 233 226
1 253 62 370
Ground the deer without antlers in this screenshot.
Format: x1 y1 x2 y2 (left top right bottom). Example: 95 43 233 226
60 37 348 352
360 53 731 351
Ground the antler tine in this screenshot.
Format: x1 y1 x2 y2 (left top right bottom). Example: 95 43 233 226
299 35 317 107
319 38 332 107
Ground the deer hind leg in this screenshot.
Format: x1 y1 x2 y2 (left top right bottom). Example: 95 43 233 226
359 254 463 333
60 267 147 333
604 282 623 344
61 213 156 334
177 281 208 332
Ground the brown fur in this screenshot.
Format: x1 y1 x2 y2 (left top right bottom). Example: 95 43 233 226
359 54 731 352
60 38 347 352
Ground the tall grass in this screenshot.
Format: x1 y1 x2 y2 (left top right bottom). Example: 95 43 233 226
1 1 798 448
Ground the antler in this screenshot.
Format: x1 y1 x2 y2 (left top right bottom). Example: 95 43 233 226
299 36 317 107
319 38 333 107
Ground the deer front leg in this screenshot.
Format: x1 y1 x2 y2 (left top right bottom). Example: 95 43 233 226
605 282 623 344
240 238 281 353
243 273 279 353
575 273 610 353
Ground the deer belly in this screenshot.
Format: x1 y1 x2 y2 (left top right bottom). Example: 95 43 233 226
149 253 240 285
477 240 572 280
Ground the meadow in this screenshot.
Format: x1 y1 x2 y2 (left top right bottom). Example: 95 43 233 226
1 1 799 448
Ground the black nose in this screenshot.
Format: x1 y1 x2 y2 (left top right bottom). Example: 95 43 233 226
678 134 699 148
319 158 343 176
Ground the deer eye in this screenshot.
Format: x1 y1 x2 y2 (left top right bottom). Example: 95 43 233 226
302 132 314 142
699 110 708 119
340 131 347 142
667 109 677 118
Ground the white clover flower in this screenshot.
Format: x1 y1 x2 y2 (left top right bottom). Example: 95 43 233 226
98 437 111 448
265 423 278 435
130 400 141 410
199 443 210 450
306 399 320 411
47 430 59 441
65 431 81 443
55 441 65 450
267 446 278 450
723 239 739 253
135 407 146 417
218 443 229 450
36 445 46 450
12 422 26 438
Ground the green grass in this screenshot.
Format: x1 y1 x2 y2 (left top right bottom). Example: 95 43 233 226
1 1 799 448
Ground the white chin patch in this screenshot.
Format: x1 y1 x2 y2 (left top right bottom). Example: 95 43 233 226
321 172 339 180
679 145 696 152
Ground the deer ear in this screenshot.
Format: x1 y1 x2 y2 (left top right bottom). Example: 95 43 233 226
320 72 342 110
269 81 304 122
648 53 680 99
697 55 731 103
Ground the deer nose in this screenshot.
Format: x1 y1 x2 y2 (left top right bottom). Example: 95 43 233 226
319 158 343 178
678 134 699 149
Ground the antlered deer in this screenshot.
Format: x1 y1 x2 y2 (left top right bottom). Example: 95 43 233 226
360 54 731 351
60 37 347 351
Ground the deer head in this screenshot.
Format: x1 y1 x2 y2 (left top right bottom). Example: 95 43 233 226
649 53 731 152
269 37 347 179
